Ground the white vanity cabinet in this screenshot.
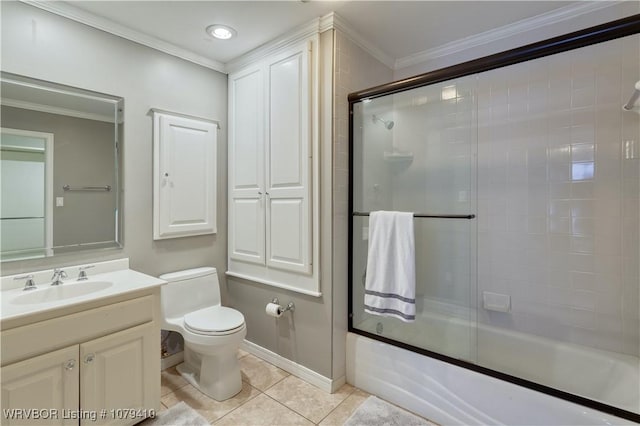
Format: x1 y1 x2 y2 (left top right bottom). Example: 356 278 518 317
152 110 219 240
227 36 321 296
0 290 161 426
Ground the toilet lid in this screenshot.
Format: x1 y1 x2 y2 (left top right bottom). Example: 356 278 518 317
184 306 245 333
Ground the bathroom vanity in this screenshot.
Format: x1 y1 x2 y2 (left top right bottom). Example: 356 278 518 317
0 259 165 426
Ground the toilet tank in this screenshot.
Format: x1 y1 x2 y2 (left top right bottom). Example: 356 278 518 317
159 267 221 320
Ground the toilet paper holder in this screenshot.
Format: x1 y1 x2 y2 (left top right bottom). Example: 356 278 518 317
271 297 295 313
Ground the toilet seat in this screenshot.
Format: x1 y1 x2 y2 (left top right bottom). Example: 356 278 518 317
184 306 245 336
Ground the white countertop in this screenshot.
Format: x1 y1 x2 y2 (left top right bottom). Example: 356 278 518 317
1 259 166 324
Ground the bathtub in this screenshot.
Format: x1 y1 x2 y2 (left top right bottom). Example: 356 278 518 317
347 312 639 425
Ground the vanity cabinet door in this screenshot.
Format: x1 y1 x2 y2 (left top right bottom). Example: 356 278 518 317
153 111 218 240
1 345 79 426
79 322 159 426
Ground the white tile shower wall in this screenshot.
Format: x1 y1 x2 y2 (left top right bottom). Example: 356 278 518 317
477 35 640 356
333 30 393 377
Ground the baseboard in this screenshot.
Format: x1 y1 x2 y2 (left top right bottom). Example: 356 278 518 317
160 351 184 370
241 340 344 393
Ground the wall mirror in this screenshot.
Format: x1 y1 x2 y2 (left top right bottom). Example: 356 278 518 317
0 72 123 262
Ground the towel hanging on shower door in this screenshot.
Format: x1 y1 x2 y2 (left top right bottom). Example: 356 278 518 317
364 211 416 322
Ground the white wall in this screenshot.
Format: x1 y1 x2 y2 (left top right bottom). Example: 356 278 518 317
0 3 228 296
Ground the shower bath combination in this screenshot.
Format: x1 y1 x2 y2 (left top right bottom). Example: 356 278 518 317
349 19 640 425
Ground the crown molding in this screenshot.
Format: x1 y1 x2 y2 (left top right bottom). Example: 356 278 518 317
225 12 395 74
224 18 321 74
321 12 395 70
394 0 625 70
21 0 226 73
19 0 626 76
2 98 115 123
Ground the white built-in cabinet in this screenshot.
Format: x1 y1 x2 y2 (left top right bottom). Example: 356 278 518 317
152 110 218 240
227 36 320 296
1 293 160 426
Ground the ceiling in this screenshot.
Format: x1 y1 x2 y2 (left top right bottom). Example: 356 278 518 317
64 1 582 69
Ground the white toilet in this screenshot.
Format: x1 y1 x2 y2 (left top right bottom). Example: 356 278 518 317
159 267 246 401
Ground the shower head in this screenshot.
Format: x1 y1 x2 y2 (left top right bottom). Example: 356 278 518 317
622 80 640 113
372 115 394 130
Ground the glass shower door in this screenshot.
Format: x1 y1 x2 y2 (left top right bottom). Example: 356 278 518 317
351 76 477 362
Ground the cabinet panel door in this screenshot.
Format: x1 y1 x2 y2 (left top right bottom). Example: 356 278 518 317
229 66 266 264
230 198 264 262
80 322 158 426
154 112 217 240
266 43 312 274
1 346 78 426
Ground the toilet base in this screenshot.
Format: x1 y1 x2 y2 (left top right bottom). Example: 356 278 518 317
177 344 242 401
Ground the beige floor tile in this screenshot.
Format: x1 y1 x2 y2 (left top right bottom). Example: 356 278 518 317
239 354 289 391
318 389 370 426
161 382 260 423
214 394 313 426
265 376 355 423
237 349 249 359
160 366 188 396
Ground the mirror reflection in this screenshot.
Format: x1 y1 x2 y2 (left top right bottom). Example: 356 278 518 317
0 72 123 261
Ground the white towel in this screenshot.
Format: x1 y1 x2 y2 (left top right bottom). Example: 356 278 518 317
364 211 416 322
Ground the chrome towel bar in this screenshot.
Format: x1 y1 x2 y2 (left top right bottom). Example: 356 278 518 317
63 185 111 192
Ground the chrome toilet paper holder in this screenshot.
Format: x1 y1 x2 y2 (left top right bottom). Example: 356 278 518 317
271 297 295 313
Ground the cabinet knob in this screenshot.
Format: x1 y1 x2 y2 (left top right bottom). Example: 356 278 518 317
84 353 95 364
65 359 76 371
164 172 169 177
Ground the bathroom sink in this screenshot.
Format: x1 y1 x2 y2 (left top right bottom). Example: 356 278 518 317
1 260 167 323
11 281 113 305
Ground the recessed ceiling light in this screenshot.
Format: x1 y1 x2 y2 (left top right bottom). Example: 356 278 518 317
206 24 237 40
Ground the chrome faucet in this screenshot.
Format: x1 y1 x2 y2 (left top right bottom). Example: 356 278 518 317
14 274 37 291
77 265 95 281
51 268 67 286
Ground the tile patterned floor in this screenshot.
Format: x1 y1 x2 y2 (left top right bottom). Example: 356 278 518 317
159 351 372 425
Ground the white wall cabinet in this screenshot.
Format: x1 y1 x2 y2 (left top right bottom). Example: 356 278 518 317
228 37 320 296
1 293 161 426
153 110 218 240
